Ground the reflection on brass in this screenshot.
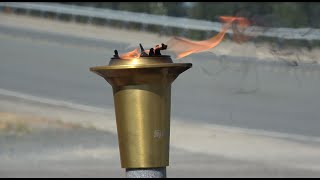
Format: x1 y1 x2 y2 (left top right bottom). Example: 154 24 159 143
90 56 192 168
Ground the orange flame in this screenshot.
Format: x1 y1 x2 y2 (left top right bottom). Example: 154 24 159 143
119 48 140 59
167 16 251 59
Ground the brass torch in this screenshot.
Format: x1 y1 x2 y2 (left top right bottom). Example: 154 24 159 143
90 44 192 176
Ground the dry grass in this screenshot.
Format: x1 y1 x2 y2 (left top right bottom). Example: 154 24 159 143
0 112 30 136
0 112 87 136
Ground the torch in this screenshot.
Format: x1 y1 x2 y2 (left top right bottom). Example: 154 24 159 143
90 44 192 178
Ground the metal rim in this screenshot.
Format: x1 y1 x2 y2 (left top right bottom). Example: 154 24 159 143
90 63 192 71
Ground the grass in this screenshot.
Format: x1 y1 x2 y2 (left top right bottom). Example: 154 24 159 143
0 112 96 137
0 113 31 136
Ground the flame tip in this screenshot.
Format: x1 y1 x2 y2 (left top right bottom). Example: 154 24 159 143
168 15 251 59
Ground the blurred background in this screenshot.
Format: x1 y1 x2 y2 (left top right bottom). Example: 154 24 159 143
1 2 320 178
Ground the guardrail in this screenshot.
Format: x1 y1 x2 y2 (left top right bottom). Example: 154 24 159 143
1 2 320 41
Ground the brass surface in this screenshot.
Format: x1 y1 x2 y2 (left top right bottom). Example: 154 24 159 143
90 56 192 168
108 55 173 66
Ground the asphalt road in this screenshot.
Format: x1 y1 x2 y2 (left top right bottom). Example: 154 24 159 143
1 19 320 178
1 24 320 138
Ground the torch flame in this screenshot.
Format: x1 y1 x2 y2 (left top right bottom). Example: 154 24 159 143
119 48 140 59
167 16 251 59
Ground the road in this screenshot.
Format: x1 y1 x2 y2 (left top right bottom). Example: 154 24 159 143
1 24 320 137
1 15 320 178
